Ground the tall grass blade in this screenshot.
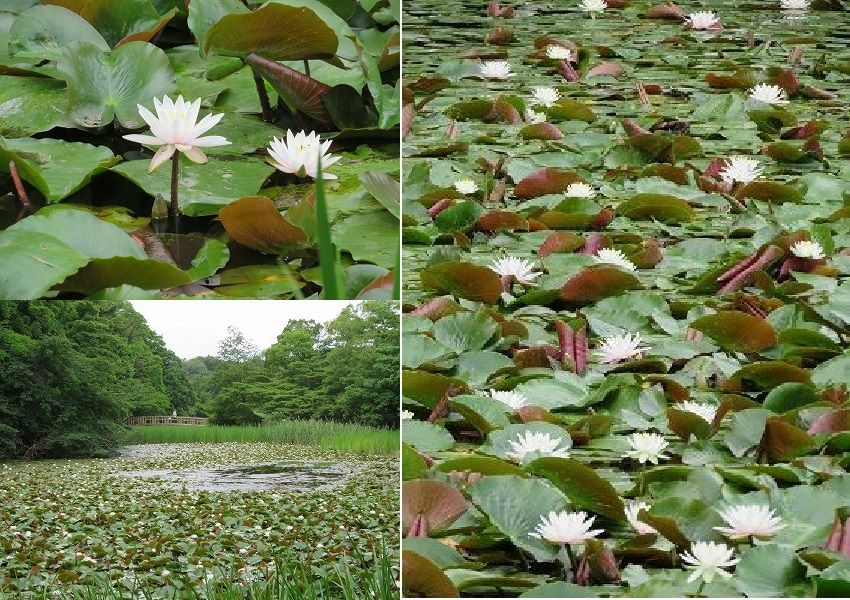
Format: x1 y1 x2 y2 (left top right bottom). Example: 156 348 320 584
314 157 344 299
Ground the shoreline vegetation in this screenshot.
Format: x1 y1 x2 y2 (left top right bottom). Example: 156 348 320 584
124 422 399 455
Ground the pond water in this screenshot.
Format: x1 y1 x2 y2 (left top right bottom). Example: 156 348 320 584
118 444 350 492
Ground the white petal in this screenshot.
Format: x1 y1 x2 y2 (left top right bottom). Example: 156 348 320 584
181 146 208 164
192 135 231 148
148 144 176 173
123 134 163 146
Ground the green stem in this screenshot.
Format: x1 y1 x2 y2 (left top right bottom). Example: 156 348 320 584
392 244 401 300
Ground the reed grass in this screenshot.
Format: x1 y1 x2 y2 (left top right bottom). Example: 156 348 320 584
124 421 398 455
17 543 398 600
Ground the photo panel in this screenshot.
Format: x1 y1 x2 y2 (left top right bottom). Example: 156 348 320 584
400 0 850 598
0 0 400 301
0 299 401 598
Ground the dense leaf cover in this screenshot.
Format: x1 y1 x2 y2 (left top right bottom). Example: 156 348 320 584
401 0 850 597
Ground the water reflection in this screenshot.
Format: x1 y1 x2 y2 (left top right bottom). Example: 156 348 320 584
119 460 351 492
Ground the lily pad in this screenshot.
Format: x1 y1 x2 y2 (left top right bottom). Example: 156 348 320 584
0 136 118 202
111 157 274 217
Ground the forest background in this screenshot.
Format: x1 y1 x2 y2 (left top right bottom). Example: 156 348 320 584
0 300 399 460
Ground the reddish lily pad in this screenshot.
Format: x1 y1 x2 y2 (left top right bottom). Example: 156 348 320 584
420 261 503 304
514 168 581 199
538 231 584 257
519 123 563 140
219 196 309 254
402 551 460 597
559 265 641 303
690 311 777 353
736 182 803 204
402 479 467 536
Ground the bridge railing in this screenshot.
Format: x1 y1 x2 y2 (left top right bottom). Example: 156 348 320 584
126 416 208 426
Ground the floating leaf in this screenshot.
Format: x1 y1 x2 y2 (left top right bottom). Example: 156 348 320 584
736 181 803 204
559 265 641 302
402 420 455 453
514 168 581 199
204 2 338 60
469 475 568 562
219 196 308 254
402 550 460 598
8 5 109 61
420 261 502 304
617 194 694 224
0 230 88 300
0 76 67 138
57 40 176 129
525 457 625 520
690 311 776 352
111 157 274 217
402 479 467 535
0 137 118 202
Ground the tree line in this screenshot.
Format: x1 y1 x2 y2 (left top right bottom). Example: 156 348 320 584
0 301 399 460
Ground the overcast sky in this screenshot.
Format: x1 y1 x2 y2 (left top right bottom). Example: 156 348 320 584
129 301 356 359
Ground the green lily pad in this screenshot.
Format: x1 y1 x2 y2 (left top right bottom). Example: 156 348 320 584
0 136 118 202
0 76 68 138
525 457 625 520
334 210 398 268
111 157 274 217
8 4 109 62
0 229 88 299
469 475 568 563
617 193 694 224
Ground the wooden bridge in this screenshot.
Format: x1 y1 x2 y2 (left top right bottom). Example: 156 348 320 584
126 416 208 426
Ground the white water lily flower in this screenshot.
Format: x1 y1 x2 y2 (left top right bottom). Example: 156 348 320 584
714 505 785 540
400 410 414 420
748 83 789 105
565 182 596 198
480 60 513 79
780 0 809 9
625 501 658 535
678 401 717 423
598 332 649 364
595 248 637 271
484 389 528 410
526 108 547 124
532 87 561 107
506 431 571 462
790 239 825 259
680 541 740 583
490 256 542 284
530 510 603 544
454 179 479 194
685 11 720 29
545 45 572 61
579 0 607 13
718 156 763 184
625 432 669 464
123 95 229 172
267 130 341 179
